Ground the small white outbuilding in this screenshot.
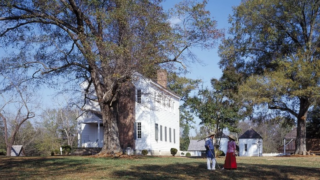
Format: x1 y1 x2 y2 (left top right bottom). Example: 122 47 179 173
11 145 26 156
239 128 263 157
187 140 206 157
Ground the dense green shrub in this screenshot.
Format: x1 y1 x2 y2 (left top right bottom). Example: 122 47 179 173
186 152 191 157
51 151 55 156
0 149 6 156
54 149 60 155
61 145 72 155
141 149 148 155
215 150 225 157
170 148 178 156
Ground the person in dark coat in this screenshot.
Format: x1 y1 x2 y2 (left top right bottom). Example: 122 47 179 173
205 132 216 170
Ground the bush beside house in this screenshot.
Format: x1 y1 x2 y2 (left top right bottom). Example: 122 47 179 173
170 148 178 156
0 149 6 155
142 149 148 155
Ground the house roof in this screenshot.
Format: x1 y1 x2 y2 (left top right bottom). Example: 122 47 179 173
187 140 206 151
239 128 263 139
133 72 181 100
285 128 297 139
79 111 103 124
91 111 102 119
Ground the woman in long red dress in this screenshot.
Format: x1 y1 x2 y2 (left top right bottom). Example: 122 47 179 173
224 135 237 169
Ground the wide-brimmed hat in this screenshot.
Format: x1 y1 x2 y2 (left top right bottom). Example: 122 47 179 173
228 134 236 141
207 132 215 138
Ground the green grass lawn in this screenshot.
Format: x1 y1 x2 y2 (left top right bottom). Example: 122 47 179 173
1 155 320 180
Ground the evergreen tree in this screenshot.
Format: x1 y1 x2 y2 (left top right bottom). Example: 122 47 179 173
189 78 244 135
167 73 201 151
306 106 320 138
219 0 320 155
180 123 190 151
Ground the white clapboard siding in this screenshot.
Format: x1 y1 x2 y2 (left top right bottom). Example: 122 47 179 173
133 73 180 155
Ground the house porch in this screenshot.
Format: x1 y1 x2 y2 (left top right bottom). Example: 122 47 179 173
78 121 104 148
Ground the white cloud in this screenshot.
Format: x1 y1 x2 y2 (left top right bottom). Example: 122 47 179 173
168 16 181 27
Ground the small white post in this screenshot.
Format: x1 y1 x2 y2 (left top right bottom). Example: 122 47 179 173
258 140 261 156
284 139 286 155
97 121 100 147
60 147 62 155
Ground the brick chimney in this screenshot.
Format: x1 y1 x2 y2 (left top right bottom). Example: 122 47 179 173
157 69 167 88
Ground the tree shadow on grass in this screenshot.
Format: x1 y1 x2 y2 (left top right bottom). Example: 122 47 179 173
1 156 320 180
113 161 320 180
0 157 105 180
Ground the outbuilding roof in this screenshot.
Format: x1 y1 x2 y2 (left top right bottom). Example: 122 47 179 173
239 128 263 139
187 140 206 151
216 132 229 139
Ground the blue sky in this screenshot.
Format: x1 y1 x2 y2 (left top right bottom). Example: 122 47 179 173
163 0 241 89
162 0 241 135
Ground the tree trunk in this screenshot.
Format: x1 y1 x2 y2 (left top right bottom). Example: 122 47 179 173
100 104 122 154
6 144 11 156
294 98 309 155
294 117 307 155
6 129 18 156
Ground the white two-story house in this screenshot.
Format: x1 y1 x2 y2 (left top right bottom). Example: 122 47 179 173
77 70 180 156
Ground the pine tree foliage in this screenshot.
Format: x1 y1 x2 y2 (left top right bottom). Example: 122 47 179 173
306 106 320 138
188 79 244 135
167 72 201 151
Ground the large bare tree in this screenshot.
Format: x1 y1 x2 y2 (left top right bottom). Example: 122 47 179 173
0 75 35 156
0 0 222 154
